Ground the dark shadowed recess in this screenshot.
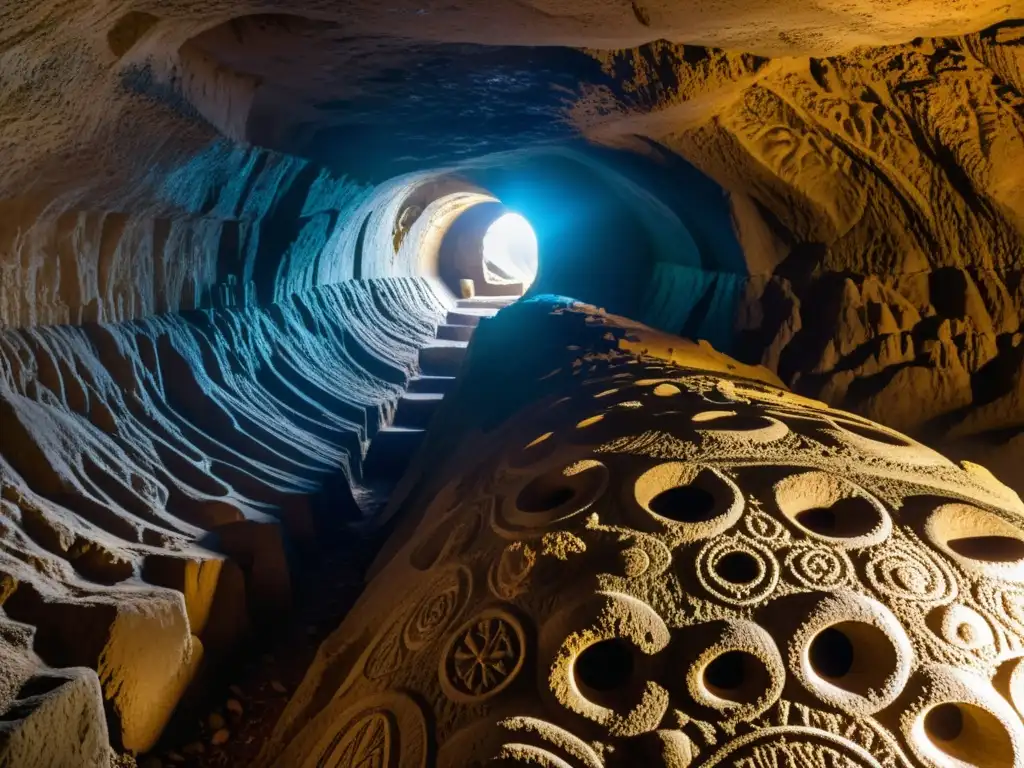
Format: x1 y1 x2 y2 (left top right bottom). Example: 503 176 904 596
287 44 614 180
180 14 616 180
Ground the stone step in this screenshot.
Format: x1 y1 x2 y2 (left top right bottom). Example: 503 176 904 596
446 308 496 327
363 426 425 479
392 392 444 430
436 323 475 342
407 375 457 395
419 340 468 377
456 296 521 309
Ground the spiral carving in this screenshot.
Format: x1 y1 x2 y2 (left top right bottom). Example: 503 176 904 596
864 536 957 604
784 544 853 590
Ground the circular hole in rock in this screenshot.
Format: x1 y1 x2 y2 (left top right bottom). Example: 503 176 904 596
524 433 553 450
648 485 717 523
517 481 574 513
575 638 634 693
703 650 771 705
705 651 745 692
796 507 838 534
925 703 963 741
808 622 897 697
927 503 1024 575
810 627 854 679
795 497 880 539
834 419 910 446
707 415 774 432
922 702 1014 767
947 535 1024 563
715 551 760 584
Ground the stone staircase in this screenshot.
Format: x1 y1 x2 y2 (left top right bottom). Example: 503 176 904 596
363 295 520 484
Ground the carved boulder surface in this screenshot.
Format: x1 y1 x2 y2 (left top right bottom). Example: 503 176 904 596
262 305 1024 767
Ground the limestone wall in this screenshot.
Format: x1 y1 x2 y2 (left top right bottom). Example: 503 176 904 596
0 276 447 755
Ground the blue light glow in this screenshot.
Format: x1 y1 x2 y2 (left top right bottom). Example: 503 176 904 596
482 212 538 288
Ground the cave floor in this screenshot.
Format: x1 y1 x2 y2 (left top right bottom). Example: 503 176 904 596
137 532 385 768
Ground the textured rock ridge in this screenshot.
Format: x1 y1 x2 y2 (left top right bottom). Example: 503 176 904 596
0 276 448 754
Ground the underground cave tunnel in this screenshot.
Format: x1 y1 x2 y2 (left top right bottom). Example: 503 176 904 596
2 4 1024 768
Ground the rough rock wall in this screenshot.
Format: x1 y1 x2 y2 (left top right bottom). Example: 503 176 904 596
0 139 386 330
0 276 447 754
260 300 1024 768
576 26 1024 491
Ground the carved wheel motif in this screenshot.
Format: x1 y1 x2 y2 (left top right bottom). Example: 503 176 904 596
440 610 526 703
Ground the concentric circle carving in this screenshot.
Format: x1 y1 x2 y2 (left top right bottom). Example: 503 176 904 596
403 566 472 651
696 535 780 606
365 566 472 680
744 508 789 542
925 603 995 652
439 609 526 704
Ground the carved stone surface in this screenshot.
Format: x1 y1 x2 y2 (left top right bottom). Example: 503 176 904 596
261 315 1024 767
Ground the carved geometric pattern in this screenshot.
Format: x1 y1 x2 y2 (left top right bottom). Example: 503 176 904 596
317 712 391 768
439 610 525 703
271 331 1024 768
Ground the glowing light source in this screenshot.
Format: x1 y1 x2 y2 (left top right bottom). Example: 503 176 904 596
482 212 538 288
